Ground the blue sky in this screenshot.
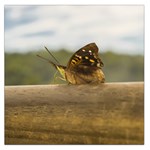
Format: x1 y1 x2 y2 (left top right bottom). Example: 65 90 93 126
4 5 144 55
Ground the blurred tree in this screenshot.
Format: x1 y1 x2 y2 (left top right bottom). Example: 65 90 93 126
5 50 144 85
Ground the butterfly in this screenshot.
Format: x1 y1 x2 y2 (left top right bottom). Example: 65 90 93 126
37 43 105 84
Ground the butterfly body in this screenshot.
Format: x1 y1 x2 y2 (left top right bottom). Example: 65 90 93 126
37 43 105 84
65 67 105 84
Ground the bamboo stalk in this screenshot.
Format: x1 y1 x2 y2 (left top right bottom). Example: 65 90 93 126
5 82 144 144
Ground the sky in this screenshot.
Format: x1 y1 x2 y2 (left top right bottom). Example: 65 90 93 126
4 5 144 55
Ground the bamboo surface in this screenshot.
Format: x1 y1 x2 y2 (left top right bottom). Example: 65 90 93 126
5 82 144 144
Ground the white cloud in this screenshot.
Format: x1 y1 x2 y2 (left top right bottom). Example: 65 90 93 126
5 5 144 55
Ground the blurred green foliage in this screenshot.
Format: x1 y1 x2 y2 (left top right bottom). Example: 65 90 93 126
5 49 144 85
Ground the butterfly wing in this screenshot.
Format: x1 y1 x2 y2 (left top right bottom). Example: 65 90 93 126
65 43 105 84
67 43 104 72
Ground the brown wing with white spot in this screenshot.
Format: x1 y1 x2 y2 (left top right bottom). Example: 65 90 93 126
67 43 104 73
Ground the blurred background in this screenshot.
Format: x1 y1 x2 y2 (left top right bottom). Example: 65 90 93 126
5 5 144 85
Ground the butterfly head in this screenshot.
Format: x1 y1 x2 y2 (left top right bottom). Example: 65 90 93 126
37 47 67 81
56 65 66 79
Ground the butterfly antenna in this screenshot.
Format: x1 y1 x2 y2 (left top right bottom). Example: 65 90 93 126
44 46 60 64
36 54 57 69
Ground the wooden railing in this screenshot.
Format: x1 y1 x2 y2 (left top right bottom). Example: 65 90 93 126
5 82 144 144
